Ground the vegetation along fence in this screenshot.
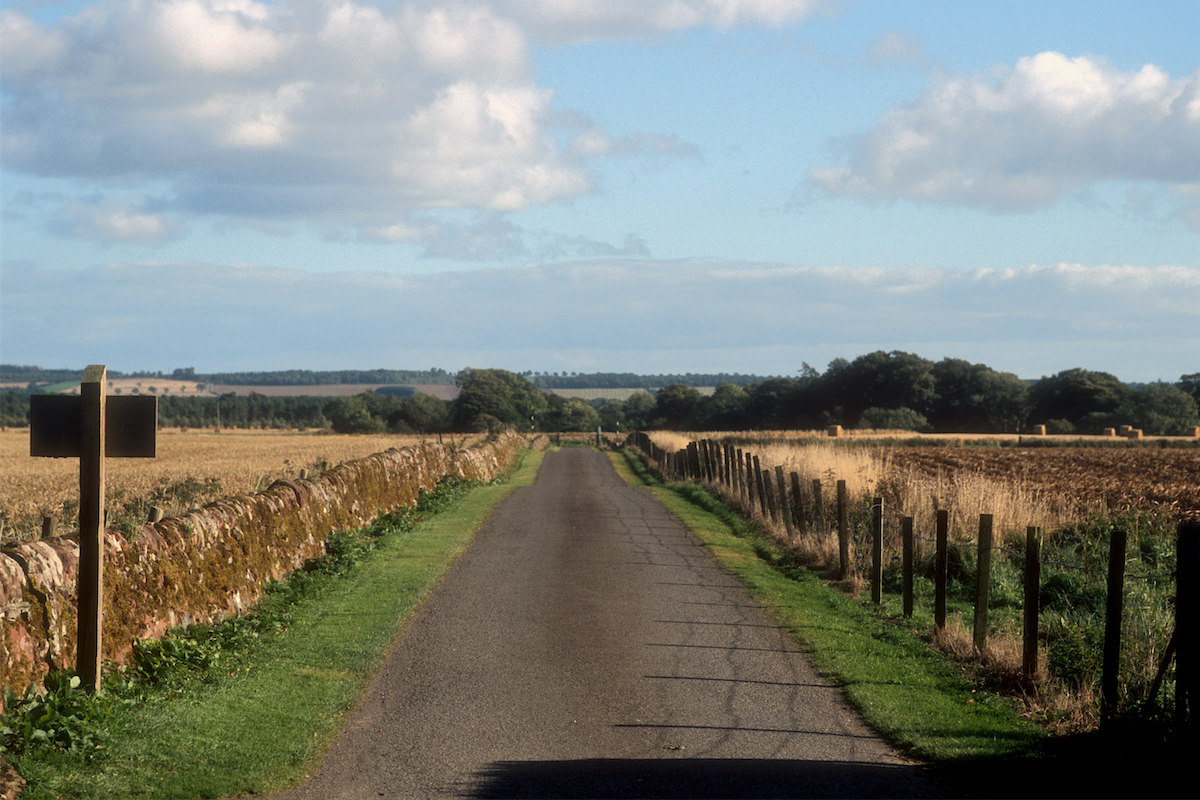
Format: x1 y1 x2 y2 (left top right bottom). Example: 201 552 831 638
624 431 1199 730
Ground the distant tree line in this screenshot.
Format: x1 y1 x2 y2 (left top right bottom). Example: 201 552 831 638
3 355 1197 436
0 365 454 387
523 371 770 389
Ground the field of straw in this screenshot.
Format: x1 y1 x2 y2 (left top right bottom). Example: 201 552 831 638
648 430 1200 535
0 428 483 539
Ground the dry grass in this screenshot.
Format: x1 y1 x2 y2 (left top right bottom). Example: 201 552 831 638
0 428 483 539
638 429 1151 735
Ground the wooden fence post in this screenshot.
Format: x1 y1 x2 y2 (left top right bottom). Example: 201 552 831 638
871 497 883 604
973 514 994 654
762 470 779 524
753 455 768 518
902 516 914 618
1023 526 1041 681
836 480 848 580
737 448 747 502
936 509 948 629
1101 528 1128 727
1178 521 1200 727
775 466 794 540
790 472 807 537
812 479 825 538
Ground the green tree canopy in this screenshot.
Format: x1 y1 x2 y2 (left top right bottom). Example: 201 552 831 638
452 368 547 432
1028 368 1130 428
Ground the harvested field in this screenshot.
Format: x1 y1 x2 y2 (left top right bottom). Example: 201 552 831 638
206 383 459 399
0 428 483 541
888 446 1200 522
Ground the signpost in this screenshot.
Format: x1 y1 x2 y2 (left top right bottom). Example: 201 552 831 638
29 365 156 692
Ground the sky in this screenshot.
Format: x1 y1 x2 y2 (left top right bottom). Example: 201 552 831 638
2 0 1198 383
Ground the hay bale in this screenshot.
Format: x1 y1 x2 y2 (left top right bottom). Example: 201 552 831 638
1126 429 1143 439
1032 425 1046 436
826 425 843 437
1102 428 1116 437
1187 427 1200 438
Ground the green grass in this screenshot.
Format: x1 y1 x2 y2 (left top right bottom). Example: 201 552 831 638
7 449 546 799
608 448 1047 764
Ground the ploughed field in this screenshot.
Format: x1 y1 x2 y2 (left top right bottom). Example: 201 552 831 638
887 445 1200 522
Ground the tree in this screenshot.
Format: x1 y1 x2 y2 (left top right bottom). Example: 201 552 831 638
929 358 1029 433
818 351 935 427
1129 382 1199 435
1028 369 1130 428
451 368 547 432
859 407 931 431
622 391 656 430
743 378 801 429
541 395 600 432
701 383 750 430
324 394 386 434
385 393 449 434
651 384 702 430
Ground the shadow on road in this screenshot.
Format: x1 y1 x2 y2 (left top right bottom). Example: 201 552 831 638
466 757 937 799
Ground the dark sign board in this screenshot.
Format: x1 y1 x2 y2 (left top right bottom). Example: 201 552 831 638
30 394 157 458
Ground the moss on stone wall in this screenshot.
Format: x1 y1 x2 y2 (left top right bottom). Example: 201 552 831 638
1 433 523 704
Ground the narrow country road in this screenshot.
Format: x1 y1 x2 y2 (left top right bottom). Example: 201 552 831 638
274 448 936 799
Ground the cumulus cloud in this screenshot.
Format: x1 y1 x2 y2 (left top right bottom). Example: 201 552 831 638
810 52 1200 214
3 0 760 248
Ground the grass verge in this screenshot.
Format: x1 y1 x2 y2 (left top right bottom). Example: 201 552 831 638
6 448 546 799
607 449 1046 763
609 449 1200 797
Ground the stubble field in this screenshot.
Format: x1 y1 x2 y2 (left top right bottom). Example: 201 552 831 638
0 428 482 540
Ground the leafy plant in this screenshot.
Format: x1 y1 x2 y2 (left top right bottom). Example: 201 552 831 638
0 670 119 757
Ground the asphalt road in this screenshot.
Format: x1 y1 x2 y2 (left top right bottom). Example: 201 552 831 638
274 448 936 799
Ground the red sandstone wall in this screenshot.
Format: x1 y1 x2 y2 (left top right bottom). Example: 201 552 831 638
1 433 523 703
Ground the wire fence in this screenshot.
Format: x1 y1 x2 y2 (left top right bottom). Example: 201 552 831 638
626 431 1198 729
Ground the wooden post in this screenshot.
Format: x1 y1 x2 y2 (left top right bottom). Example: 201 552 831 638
735 448 746 502
762 470 779 524
836 480 849 579
1101 528 1128 727
29 365 157 693
752 455 768 517
1023 527 1041 681
936 509 948 629
790 472 807 537
902 516 914 618
812 479 825 538
77 366 107 693
41 516 56 539
871 497 883 604
1177 521 1200 726
973 514 994 654
775 466 794 540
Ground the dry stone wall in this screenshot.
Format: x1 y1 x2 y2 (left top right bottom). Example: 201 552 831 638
1 432 524 702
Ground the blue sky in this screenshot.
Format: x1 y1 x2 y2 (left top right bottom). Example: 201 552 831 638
2 0 1198 382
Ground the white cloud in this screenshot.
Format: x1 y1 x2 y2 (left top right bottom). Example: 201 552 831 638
2 0 766 248
0 2 567 239
811 53 1200 215
47 198 187 245
496 0 822 45
4 258 1196 381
